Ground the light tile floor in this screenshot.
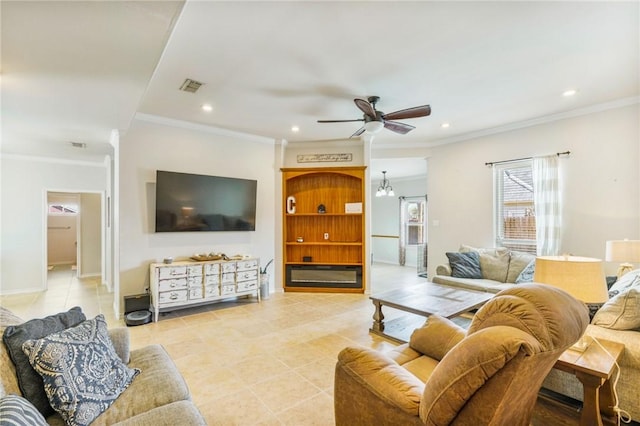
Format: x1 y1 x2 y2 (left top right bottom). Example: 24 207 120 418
1 263 426 425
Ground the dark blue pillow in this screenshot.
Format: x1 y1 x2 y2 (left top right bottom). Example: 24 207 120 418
2 307 86 416
446 252 482 279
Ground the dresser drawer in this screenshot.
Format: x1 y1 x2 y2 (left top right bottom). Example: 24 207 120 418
186 264 203 276
158 266 187 280
189 287 203 300
204 285 220 298
237 270 258 282
237 279 258 292
222 262 237 273
237 259 259 271
204 274 220 285
158 289 188 305
158 278 188 292
222 272 235 284
221 284 235 295
204 263 220 275
187 276 203 287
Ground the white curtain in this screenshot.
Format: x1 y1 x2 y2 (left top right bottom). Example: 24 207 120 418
533 155 561 255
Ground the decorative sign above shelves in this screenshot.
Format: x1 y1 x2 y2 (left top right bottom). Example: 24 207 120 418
297 153 352 163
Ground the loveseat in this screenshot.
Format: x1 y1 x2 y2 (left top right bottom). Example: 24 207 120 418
0 307 206 425
433 245 640 422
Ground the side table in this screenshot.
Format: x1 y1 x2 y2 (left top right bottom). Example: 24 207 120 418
553 337 625 426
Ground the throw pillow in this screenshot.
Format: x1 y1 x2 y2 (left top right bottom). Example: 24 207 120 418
460 245 510 282
591 287 640 330
2 306 86 416
446 252 482 279
515 260 535 284
608 270 640 297
506 251 536 283
0 394 47 426
21 315 140 426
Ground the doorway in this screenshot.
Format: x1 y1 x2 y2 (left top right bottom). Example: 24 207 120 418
46 191 102 282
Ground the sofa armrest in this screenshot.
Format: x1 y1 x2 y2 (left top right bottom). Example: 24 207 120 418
337 346 425 415
409 315 466 360
108 327 131 364
435 264 452 276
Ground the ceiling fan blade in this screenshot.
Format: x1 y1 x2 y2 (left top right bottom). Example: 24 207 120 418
354 98 376 118
317 119 364 123
384 120 415 135
383 105 431 121
350 127 366 138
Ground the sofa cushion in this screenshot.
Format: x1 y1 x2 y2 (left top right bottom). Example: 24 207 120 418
21 315 140 426
419 326 538 424
515 260 536 283
431 275 513 294
0 307 24 398
0 394 48 426
2 307 86 416
591 287 640 330
460 245 510 282
409 315 466 361
87 344 192 425
446 252 482 279
507 251 536 283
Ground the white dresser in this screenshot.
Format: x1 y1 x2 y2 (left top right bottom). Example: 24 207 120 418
149 258 260 322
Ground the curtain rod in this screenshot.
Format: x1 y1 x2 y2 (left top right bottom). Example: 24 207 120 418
485 151 570 167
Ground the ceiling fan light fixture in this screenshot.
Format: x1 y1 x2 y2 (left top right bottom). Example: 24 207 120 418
364 120 384 134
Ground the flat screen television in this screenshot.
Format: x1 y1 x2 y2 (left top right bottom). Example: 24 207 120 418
155 170 257 232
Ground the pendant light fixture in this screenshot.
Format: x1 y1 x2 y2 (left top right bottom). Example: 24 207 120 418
376 171 395 197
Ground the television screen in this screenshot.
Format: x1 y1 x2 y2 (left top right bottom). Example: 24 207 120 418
155 170 257 232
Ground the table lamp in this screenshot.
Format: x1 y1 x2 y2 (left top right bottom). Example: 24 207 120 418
534 255 608 351
605 239 640 278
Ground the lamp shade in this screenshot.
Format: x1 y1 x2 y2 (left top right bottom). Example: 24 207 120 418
605 240 640 263
364 120 384 134
533 256 608 304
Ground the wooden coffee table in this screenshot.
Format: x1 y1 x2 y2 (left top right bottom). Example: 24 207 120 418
369 282 493 343
554 337 625 426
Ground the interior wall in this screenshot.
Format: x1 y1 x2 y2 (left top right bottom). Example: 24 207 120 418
79 193 102 277
0 156 108 294
371 176 427 267
427 104 640 278
118 117 276 306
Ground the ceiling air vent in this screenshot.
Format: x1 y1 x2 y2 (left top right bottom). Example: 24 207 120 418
179 78 204 93
69 142 87 149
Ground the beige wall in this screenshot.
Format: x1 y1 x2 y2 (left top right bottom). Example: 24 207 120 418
118 117 277 301
80 193 102 277
427 104 640 278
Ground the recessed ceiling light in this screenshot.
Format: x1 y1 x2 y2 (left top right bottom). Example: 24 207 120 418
201 104 213 112
291 126 300 133
441 122 450 129
562 89 578 97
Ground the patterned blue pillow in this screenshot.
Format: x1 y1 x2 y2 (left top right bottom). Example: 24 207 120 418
21 315 140 426
0 394 47 426
446 251 483 279
515 260 535 283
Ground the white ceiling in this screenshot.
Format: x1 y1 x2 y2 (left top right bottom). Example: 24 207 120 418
2 1 638 177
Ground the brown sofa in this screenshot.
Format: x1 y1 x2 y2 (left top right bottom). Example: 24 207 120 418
334 284 589 425
0 307 206 425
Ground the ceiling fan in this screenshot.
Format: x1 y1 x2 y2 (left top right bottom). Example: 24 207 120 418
317 96 431 138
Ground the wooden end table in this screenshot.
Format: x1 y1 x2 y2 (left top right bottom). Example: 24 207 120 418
554 337 625 426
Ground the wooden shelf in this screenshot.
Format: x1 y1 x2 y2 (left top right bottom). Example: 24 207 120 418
281 166 366 293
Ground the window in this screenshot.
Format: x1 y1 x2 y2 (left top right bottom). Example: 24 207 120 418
494 161 536 254
48 203 78 215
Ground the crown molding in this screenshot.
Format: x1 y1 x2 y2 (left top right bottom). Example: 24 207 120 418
0 153 108 167
134 113 275 145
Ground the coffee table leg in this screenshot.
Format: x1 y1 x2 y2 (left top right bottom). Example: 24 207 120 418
576 371 605 426
371 300 385 332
